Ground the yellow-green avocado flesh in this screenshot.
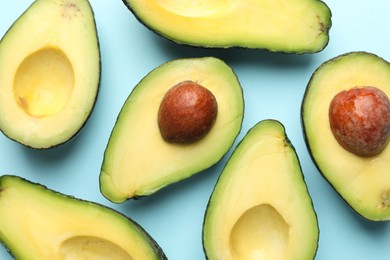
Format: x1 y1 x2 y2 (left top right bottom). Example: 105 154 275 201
100 57 244 203
0 175 166 259
123 0 331 53
0 0 100 149
302 51 390 221
203 120 319 259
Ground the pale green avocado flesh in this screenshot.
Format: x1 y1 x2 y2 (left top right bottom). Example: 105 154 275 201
0 0 100 149
0 175 166 259
123 0 331 53
100 57 244 203
302 51 390 221
203 120 319 260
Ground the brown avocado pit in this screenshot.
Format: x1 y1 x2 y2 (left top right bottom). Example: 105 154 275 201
158 80 218 144
329 86 390 157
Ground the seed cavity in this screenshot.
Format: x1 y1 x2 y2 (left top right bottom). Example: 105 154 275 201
13 47 74 117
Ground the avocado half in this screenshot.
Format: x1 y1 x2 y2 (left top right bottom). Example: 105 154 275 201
301 51 390 221
0 0 100 149
123 0 331 53
100 57 244 203
203 120 319 259
0 175 166 259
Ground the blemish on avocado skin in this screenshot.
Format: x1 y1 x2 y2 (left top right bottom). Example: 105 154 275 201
379 189 390 209
61 1 81 20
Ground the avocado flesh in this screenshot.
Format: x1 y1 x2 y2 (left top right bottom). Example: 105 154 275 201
100 57 244 203
123 0 331 53
203 120 318 259
0 175 166 259
302 52 390 221
0 0 100 149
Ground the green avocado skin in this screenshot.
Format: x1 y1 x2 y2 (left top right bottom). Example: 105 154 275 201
0 0 101 150
121 0 332 53
203 120 319 260
301 51 390 221
0 175 167 260
99 57 244 203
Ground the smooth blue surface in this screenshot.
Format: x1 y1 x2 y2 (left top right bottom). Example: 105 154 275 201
0 1 389 259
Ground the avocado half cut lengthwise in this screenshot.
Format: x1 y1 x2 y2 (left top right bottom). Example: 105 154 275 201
100 57 244 203
203 120 319 259
0 175 167 259
301 52 390 221
123 0 331 53
0 0 100 149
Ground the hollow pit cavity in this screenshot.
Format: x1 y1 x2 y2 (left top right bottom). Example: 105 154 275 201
13 47 74 117
59 236 132 259
157 0 238 17
230 204 289 260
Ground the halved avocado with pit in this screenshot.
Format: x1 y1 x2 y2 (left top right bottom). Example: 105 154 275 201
0 0 100 149
100 57 244 203
123 0 331 53
203 120 319 259
0 175 166 259
301 51 390 221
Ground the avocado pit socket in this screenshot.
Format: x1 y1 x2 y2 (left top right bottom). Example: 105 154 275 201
230 204 289 259
13 47 74 118
59 235 132 259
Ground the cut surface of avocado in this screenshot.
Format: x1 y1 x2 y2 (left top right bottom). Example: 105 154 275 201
0 175 166 259
123 0 331 53
302 51 390 221
100 57 244 203
0 0 100 149
203 120 319 259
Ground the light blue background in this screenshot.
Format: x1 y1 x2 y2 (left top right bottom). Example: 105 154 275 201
1 1 389 259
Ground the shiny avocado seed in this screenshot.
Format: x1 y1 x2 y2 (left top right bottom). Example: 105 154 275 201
158 81 218 144
329 86 390 157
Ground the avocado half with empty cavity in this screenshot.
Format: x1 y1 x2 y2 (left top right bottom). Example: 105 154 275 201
301 51 390 221
123 0 331 53
0 0 100 149
203 120 319 259
0 175 166 259
100 57 244 203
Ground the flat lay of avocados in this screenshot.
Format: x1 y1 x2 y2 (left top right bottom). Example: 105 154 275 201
0 0 389 259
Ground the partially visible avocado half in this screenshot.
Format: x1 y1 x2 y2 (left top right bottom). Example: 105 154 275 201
203 120 319 259
0 0 100 149
302 51 390 221
100 57 244 203
0 175 166 259
122 0 331 53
